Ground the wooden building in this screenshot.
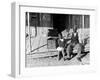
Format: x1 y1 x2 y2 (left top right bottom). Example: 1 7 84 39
25 12 90 58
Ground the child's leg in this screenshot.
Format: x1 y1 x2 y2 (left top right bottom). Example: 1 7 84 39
62 48 65 60
58 51 61 61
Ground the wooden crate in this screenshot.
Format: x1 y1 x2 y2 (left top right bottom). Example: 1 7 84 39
47 38 57 49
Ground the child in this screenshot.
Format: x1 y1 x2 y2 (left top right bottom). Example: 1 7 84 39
57 33 65 61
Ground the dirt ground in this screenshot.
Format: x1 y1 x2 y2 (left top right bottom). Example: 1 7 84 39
26 52 90 67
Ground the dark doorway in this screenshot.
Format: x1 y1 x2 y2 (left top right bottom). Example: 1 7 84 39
52 14 69 33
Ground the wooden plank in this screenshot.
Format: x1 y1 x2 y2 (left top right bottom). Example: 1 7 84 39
27 51 58 58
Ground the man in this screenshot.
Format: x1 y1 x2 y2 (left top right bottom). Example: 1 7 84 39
66 26 82 61
61 28 72 59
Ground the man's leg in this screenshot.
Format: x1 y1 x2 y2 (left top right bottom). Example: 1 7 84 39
75 43 82 61
66 43 73 59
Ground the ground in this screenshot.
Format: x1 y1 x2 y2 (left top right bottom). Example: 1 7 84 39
26 52 89 67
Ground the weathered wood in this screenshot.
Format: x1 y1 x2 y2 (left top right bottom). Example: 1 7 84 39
27 51 58 58
28 12 32 54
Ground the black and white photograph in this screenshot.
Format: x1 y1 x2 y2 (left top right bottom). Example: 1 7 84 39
25 12 90 67
10 1 98 78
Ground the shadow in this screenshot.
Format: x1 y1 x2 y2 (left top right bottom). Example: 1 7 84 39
64 53 77 60
7 74 15 78
64 51 89 61
71 53 77 58
80 51 89 59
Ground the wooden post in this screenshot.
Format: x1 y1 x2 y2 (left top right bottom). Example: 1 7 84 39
69 15 70 28
28 12 31 54
82 15 84 44
82 15 84 29
72 15 75 28
40 13 42 26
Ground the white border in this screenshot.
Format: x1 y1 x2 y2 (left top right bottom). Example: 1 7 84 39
11 2 96 78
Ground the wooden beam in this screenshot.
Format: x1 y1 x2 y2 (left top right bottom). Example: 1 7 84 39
82 15 84 29
28 12 32 54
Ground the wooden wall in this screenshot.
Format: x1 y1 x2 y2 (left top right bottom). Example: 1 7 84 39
25 13 90 55
69 15 90 29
